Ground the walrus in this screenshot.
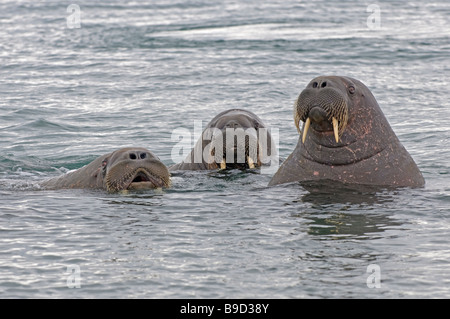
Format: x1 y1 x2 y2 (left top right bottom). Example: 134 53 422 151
41 147 171 192
269 75 425 187
170 109 277 171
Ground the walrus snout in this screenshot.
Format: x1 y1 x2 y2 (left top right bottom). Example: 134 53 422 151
105 160 170 192
295 83 349 144
309 106 328 123
105 148 170 192
209 127 259 170
307 106 334 134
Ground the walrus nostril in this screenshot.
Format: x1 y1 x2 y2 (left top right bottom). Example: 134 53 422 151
129 152 147 160
321 81 327 88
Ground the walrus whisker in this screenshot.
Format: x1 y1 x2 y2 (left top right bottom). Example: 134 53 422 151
106 167 168 192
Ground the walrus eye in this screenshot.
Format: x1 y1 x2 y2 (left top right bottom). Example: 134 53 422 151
348 86 355 94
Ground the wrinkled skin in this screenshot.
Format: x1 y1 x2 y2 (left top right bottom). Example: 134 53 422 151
170 109 277 171
41 147 170 192
269 76 425 188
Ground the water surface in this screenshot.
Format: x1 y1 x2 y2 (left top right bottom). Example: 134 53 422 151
0 0 449 298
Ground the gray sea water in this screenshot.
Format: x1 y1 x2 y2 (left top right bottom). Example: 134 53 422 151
0 0 449 299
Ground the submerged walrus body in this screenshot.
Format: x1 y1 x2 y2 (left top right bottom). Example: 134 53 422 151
269 76 425 188
41 147 170 192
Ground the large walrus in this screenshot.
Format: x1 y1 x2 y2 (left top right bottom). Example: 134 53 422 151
170 109 277 171
41 147 171 192
269 75 425 187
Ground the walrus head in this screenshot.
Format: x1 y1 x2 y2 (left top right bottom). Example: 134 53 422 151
203 109 266 170
169 108 277 172
101 147 170 192
269 75 424 187
294 76 352 144
293 75 392 166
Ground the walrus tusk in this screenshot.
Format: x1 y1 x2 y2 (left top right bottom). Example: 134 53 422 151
247 156 255 169
332 117 339 143
220 158 226 170
302 117 311 143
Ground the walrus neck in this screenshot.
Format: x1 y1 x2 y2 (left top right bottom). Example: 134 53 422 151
302 142 387 166
301 123 399 166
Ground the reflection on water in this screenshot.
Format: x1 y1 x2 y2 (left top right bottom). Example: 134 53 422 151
298 180 396 206
301 211 403 239
291 181 404 240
